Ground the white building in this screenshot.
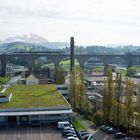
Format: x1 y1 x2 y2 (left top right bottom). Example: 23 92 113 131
56 85 69 99
26 74 39 85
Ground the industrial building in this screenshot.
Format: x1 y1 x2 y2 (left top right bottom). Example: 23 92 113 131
0 85 72 125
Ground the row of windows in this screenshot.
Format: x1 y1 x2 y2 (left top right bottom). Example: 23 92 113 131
57 87 68 90
31 114 68 118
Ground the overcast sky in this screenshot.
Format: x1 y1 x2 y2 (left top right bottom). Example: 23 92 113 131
0 0 140 45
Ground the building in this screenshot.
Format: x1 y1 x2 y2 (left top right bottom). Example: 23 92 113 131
26 73 54 85
0 85 72 125
56 84 69 99
26 74 39 85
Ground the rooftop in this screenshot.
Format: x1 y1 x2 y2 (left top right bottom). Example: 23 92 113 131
0 85 69 109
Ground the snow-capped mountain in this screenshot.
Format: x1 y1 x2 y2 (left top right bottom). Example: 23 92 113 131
0 34 69 54
1 34 48 44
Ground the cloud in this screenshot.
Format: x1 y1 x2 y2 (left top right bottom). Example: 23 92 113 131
0 0 140 45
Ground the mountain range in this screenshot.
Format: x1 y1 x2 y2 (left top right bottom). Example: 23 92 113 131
0 34 69 53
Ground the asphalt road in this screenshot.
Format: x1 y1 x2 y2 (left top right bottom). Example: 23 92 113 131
0 125 63 140
93 130 122 140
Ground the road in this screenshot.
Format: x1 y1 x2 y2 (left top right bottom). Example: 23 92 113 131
0 125 63 140
93 130 116 140
3 75 21 88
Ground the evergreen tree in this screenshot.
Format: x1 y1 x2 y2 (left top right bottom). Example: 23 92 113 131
103 79 108 122
103 68 114 123
70 67 76 111
114 73 123 129
79 69 86 113
124 78 134 134
54 66 65 84
136 82 140 132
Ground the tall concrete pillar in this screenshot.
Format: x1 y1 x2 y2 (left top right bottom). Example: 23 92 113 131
126 53 133 74
1 54 7 77
54 61 60 69
104 63 109 76
70 37 75 72
126 53 133 68
79 61 85 69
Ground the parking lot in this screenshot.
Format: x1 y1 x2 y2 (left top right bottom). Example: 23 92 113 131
0 125 63 140
93 130 115 140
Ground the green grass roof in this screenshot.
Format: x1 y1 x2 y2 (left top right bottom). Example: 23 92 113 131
0 85 69 109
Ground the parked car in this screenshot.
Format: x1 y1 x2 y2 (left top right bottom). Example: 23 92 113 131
63 127 75 131
82 134 90 140
123 137 134 140
100 125 106 131
114 132 126 139
58 121 72 129
79 130 87 134
64 136 79 140
65 133 77 138
80 132 89 137
102 126 110 132
107 128 117 134
87 134 95 140
63 130 76 136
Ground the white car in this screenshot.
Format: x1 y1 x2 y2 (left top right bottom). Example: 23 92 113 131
65 136 79 140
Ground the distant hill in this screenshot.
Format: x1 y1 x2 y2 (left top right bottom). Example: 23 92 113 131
0 34 69 53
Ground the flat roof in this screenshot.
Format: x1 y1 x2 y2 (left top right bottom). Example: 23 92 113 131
0 109 72 116
0 85 70 109
85 76 140 85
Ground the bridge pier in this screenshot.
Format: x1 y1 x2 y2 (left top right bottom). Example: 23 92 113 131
1 54 7 77
104 63 109 76
126 53 133 74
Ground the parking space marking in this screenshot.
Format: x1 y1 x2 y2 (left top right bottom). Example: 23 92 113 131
30 127 32 139
27 127 30 139
2 126 7 140
13 126 17 140
40 126 43 139
0 125 64 140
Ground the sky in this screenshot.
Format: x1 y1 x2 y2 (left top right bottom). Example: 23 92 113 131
0 0 140 45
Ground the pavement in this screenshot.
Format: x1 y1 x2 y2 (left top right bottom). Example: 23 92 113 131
74 113 116 140
1 75 21 93
0 125 63 140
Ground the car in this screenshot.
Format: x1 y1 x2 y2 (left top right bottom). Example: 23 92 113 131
100 125 106 131
79 130 87 134
107 128 117 134
123 137 134 140
102 126 110 132
63 130 76 136
87 134 95 140
80 132 90 137
58 121 72 129
63 127 75 131
114 132 126 139
64 136 79 140
65 133 77 138
63 128 75 133
82 134 90 140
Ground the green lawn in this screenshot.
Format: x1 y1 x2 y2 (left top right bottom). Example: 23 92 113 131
0 85 69 109
60 59 80 71
71 117 86 131
116 68 126 76
0 77 10 85
93 66 104 72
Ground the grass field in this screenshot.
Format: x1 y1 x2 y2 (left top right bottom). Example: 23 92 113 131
0 85 69 109
71 117 86 131
60 59 80 71
116 68 126 76
0 77 10 85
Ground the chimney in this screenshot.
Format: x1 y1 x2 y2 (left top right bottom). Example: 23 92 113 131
70 37 75 72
